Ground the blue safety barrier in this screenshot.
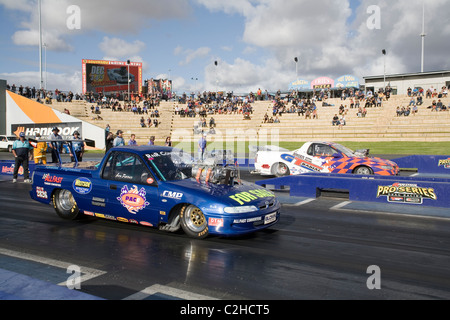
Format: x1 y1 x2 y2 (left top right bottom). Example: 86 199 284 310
0 161 37 177
256 172 450 208
392 155 450 174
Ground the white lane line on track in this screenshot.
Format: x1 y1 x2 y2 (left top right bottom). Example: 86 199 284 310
330 201 353 211
294 199 316 206
123 284 219 301
0 248 106 286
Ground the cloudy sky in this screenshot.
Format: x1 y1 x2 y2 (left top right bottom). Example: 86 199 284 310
0 0 449 94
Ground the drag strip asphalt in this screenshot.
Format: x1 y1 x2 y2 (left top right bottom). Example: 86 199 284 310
1 162 450 300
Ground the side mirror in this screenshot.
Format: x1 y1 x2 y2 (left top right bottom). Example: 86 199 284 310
333 153 343 159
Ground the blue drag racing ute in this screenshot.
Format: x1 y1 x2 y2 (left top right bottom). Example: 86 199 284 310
30 146 281 239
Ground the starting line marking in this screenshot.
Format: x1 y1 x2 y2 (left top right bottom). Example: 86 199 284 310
293 199 316 206
122 284 219 301
330 201 353 211
0 248 106 286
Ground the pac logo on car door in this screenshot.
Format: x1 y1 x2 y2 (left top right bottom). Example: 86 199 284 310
117 185 150 214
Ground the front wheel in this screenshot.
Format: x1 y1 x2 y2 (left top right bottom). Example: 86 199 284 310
53 189 82 220
180 205 209 239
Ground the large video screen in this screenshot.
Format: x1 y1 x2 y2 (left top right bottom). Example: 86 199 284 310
82 59 142 95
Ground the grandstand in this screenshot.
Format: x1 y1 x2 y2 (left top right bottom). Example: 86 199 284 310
50 93 450 147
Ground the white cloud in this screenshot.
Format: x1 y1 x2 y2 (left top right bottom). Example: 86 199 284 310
197 0 450 92
176 46 212 66
99 37 146 60
3 0 191 51
1 71 82 93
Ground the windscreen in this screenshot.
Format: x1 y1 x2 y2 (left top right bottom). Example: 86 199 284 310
144 150 194 182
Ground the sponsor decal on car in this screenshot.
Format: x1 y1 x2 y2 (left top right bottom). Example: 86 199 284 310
140 221 153 227
73 178 93 195
43 174 63 187
438 158 450 169
117 185 150 214
376 183 437 204
281 154 323 172
36 187 48 199
162 191 183 200
208 218 224 227
233 216 262 224
229 189 275 205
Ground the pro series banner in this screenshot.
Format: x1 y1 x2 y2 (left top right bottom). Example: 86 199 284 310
82 59 143 95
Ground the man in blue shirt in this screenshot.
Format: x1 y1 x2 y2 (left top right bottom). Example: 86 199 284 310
128 134 138 146
49 127 63 163
113 130 125 147
12 132 33 183
198 133 207 162
70 131 85 162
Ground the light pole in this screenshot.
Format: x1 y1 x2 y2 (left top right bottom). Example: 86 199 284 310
127 60 130 102
43 43 47 91
38 0 44 90
294 57 299 81
382 49 387 91
420 2 426 73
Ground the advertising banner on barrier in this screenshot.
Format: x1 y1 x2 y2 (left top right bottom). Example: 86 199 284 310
257 173 450 209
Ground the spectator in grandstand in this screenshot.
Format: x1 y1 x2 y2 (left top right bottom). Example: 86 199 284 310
338 115 346 129
404 106 411 116
148 136 155 146
128 134 138 146
113 130 125 147
140 117 146 127
332 114 340 126
165 137 172 147
209 117 216 128
274 116 280 123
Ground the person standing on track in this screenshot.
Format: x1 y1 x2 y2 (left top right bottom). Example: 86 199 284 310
12 132 33 183
33 133 47 165
49 127 63 163
70 131 85 162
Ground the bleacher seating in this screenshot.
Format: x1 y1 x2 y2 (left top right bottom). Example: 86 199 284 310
51 94 450 147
